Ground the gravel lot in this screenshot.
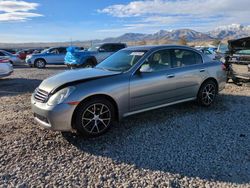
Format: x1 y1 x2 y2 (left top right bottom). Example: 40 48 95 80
0 66 250 187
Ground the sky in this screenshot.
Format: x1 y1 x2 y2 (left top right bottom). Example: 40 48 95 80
0 0 250 43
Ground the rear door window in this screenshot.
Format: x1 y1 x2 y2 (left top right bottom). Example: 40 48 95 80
171 49 203 68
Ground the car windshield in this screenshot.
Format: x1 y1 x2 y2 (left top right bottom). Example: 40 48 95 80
96 50 147 72
41 48 50 53
88 45 100 52
217 44 228 53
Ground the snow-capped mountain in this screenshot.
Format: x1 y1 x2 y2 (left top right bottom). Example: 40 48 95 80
162 29 213 41
103 24 250 43
102 29 213 43
208 24 250 39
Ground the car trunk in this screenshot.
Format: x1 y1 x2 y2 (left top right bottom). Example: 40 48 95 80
227 37 250 82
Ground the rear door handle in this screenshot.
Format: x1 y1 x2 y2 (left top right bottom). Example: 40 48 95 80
166 74 175 78
200 69 206 72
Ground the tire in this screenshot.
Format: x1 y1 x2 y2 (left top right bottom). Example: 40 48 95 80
197 80 218 106
82 59 95 68
74 98 115 137
34 59 46 69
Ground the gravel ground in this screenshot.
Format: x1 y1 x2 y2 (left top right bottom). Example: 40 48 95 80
0 66 250 187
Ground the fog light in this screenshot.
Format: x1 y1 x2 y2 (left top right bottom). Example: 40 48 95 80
34 113 49 124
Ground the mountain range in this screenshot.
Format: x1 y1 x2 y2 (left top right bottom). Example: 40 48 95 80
1 24 250 48
103 24 250 43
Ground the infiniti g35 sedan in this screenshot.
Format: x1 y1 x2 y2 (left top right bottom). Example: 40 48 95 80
31 45 227 137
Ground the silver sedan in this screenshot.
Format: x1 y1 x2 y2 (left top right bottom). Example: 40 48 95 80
31 45 227 137
0 58 13 78
0 50 23 66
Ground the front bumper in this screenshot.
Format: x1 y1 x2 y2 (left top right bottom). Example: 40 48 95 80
0 71 13 78
31 95 76 131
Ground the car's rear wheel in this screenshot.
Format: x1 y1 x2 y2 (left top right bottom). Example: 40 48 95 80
197 80 217 106
74 98 115 137
35 59 46 69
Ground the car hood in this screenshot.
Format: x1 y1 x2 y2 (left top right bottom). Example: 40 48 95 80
228 37 250 51
39 68 121 93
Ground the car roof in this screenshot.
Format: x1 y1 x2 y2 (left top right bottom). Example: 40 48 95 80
124 45 197 51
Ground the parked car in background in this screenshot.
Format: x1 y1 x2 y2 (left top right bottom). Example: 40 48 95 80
0 50 23 66
196 47 216 60
26 47 67 68
64 43 127 68
17 48 44 61
0 49 17 54
225 37 250 82
0 57 13 78
215 43 229 61
32 45 227 137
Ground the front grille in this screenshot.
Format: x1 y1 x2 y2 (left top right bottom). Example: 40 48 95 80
34 88 49 103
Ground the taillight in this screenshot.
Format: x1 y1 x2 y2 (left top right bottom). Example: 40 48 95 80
0 58 10 63
221 63 227 71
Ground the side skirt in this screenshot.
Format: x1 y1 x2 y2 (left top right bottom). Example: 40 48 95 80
123 97 196 118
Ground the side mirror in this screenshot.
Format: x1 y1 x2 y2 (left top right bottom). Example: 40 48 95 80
138 59 152 73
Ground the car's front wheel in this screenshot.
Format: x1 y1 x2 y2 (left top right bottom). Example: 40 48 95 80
74 98 115 137
35 59 46 69
197 80 217 106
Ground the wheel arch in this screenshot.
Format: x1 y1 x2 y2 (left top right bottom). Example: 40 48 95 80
199 77 219 95
85 56 97 66
71 94 119 129
34 58 47 64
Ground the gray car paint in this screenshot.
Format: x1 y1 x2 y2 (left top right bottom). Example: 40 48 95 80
0 50 23 66
0 61 13 77
31 45 227 131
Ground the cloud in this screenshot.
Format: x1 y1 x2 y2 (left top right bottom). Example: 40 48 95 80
98 0 250 31
0 0 42 22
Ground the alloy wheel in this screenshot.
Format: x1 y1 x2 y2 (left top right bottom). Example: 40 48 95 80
36 60 45 68
201 84 216 105
81 103 111 134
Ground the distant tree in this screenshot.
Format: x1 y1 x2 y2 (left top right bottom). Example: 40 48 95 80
178 36 187 45
212 39 221 46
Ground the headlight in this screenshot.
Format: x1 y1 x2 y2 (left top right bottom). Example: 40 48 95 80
47 86 75 106
26 55 32 60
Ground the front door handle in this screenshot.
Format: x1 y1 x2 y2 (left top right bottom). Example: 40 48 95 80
166 74 175 78
200 69 206 72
